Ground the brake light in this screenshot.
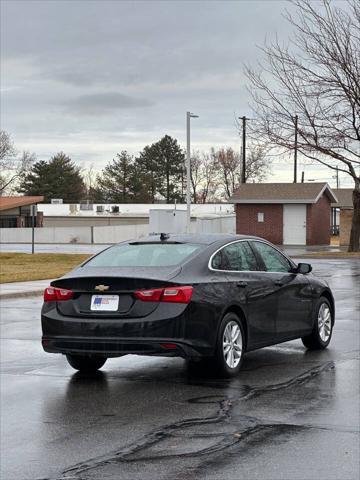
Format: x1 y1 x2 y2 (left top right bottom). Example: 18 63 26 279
162 286 193 303
134 286 193 304
134 288 163 302
44 286 74 302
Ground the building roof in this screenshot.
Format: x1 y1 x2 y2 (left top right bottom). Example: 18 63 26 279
230 183 338 204
0 196 44 212
38 203 234 217
331 188 353 208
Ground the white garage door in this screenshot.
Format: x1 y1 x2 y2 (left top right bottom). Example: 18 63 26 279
283 204 307 245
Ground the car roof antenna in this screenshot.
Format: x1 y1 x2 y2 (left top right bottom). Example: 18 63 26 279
160 232 170 241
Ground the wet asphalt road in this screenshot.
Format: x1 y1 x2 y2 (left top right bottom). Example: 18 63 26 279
1 259 359 480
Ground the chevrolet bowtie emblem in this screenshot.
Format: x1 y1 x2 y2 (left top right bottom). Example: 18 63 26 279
95 284 110 292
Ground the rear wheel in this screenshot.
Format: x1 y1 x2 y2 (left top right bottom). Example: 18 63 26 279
302 297 333 350
212 312 245 377
66 354 107 372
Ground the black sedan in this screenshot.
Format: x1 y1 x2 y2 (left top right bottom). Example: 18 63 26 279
41 234 335 377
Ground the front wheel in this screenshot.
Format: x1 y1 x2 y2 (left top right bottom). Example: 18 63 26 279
66 354 107 372
212 313 245 377
302 297 333 350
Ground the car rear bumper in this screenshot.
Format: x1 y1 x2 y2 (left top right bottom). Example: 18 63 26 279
41 303 214 359
41 336 208 358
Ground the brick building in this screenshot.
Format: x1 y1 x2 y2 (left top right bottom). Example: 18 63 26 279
331 188 354 246
0 196 44 228
230 183 337 246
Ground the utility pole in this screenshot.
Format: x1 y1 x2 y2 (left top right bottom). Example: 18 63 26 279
336 166 339 189
294 114 298 183
186 111 198 233
240 116 247 183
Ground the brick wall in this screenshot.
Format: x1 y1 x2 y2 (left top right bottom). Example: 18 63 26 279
235 204 283 244
340 209 352 246
306 194 331 245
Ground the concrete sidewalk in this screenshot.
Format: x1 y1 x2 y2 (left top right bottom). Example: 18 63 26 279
281 245 344 256
0 279 52 299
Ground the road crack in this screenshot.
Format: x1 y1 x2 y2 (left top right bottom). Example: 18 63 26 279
58 360 336 479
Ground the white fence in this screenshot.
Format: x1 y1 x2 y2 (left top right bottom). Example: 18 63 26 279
92 224 148 244
0 224 148 244
0 215 235 244
0 226 92 244
196 215 236 234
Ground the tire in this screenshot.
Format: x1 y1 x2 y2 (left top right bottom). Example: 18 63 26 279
66 354 107 372
211 312 245 378
302 296 333 350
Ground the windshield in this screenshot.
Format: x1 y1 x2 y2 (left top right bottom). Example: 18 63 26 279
85 243 201 268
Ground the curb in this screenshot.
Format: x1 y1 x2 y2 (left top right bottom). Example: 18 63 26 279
0 289 44 300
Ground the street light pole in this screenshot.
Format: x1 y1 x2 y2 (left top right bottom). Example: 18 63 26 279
186 111 198 233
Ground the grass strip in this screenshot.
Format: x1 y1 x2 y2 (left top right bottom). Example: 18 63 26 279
0 253 91 283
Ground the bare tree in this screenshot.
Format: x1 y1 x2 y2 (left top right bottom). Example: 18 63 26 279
245 0 360 251
190 151 205 203
0 130 16 161
0 130 35 194
213 146 269 198
83 165 96 193
0 130 15 193
190 151 221 203
0 131 35 194
213 147 239 198
244 145 269 183
199 152 219 203
82 164 105 202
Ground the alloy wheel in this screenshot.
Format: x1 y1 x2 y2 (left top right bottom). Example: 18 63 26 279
223 320 243 368
318 303 332 342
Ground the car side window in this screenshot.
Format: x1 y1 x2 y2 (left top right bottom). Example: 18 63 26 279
211 241 258 271
252 241 291 273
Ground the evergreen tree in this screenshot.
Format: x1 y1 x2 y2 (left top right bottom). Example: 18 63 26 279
157 135 185 203
137 135 185 203
133 145 159 203
19 152 86 202
97 151 135 203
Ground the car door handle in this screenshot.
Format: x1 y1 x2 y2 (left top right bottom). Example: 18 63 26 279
274 280 283 286
236 281 248 288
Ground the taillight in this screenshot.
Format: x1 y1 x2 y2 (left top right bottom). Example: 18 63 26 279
134 288 163 302
162 286 193 303
134 286 193 304
44 286 74 302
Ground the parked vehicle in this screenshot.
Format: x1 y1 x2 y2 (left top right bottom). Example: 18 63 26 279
41 234 335 377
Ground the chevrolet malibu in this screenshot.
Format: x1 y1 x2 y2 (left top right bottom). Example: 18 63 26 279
41 234 335 377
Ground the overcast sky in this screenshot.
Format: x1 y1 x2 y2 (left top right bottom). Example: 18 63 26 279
0 0 350 187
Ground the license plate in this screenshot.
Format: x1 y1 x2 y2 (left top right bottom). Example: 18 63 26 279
90 294 119 311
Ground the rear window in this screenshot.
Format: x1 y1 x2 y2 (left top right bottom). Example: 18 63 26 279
85 243 201 268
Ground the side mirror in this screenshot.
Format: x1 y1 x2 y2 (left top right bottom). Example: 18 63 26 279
296 262 312 274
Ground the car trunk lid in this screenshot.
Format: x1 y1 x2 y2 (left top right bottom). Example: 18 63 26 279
51 266 181 318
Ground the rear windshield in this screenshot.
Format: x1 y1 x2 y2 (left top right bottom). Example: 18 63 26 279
85 243 201 268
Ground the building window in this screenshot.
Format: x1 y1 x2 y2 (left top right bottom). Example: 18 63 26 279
258 212 264 223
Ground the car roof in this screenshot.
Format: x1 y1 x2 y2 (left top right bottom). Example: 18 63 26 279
126 233 258 246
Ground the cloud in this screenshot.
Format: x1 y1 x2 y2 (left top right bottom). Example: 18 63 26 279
63 92 155 115
3 0 338 188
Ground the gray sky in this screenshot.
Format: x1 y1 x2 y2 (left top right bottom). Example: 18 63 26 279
0 0 350 187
